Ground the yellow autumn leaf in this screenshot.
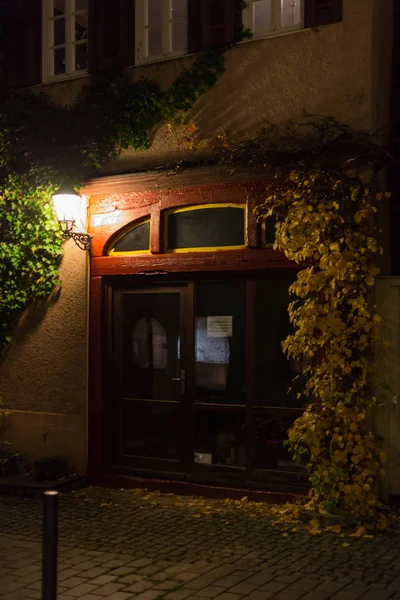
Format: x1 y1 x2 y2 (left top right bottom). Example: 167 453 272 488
376 513 389 530
326 524 341 534
350 526 366 537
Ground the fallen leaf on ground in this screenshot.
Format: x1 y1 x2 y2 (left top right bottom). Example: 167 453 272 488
350 526 366 537
326 524 341 534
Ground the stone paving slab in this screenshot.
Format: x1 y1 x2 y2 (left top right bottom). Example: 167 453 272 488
0 488 400 599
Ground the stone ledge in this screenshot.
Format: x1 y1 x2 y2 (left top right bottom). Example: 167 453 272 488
0 473 87 498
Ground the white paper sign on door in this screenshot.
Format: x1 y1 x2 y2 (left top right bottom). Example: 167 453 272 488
207 316 233 338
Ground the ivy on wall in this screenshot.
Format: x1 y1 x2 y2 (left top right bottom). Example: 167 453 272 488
259 170 387 516
0 49 226 353
247 121 390 517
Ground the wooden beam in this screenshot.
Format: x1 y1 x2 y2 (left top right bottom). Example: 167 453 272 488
82 165 275 196
90 249 293 277
88 275 104 480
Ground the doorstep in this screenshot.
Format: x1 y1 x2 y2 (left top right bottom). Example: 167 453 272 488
0 473 87 497
92 471 308 504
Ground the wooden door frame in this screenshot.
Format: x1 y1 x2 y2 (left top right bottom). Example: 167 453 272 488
88 267 305 485
111 284 189 473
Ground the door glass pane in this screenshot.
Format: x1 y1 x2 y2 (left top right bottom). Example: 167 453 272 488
148 25 163 56
254 413 304 472
253 0 272 34
121 292 181 401
122 402 179 459
255 279 305 407
281 0 301 27
54 47 66 75
75 0 87 10
195 282 246 405
194 411 246 468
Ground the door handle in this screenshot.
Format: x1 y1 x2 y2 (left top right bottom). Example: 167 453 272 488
172 370 186 396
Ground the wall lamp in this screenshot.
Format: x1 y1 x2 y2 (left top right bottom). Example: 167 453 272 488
52 186 92 252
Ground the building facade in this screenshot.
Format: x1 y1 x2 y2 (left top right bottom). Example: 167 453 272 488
1 0 399 497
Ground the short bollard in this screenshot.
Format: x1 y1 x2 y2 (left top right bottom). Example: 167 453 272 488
42 490 58 600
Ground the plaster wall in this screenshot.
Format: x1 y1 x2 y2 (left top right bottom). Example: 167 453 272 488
0 240 88 472
40 0 392 173
375 278 400 499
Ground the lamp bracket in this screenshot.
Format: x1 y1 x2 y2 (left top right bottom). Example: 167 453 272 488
59 221 92 252
68 231 92 252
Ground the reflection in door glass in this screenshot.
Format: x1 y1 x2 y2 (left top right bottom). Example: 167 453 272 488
194 282 246 405
133 317 168 369
177 317 229 389
194 411 246 468
122 403 179 459
121 292 180 401
253 413 305 472
255 279 305 407
195 317 230 391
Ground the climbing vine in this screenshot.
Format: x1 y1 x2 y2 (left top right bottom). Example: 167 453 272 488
0 163 64 352
247 120 390 516
0 49 225 353
259 170 387 516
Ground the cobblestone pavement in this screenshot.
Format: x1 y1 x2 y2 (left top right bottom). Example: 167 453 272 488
1 487 400 600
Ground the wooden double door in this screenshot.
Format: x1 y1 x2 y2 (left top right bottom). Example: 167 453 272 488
109 275 307 490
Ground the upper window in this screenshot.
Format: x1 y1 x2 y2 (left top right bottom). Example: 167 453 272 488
243 0 303 38
42 0 88 82
108 220 151 256
135 0 188 65
164 205 246 253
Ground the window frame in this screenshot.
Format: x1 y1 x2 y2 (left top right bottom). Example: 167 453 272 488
108 219 151 256
164 204 247 254
242 0 304 40
135 0 188 66
42 0 88 83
